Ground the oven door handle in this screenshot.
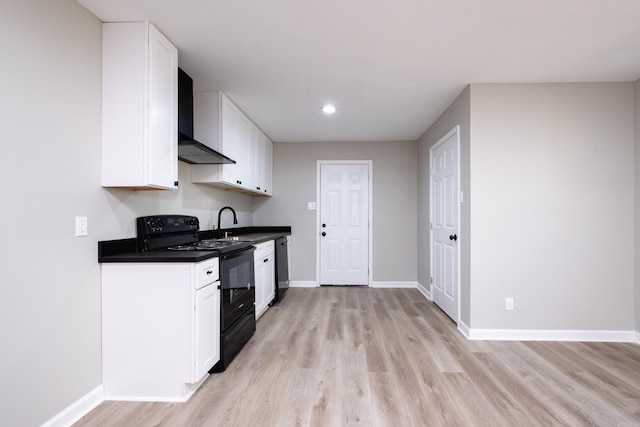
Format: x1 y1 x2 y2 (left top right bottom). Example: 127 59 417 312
221 246 256 261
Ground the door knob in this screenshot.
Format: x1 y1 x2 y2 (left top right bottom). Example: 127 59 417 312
322 223 326 228
321 232 326 237
449 234 457 241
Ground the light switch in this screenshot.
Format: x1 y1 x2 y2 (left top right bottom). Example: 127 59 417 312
308 202 316 210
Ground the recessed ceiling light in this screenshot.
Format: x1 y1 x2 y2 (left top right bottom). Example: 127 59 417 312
322 104 336 114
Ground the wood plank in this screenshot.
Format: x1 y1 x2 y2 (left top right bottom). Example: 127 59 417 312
340 308 375 425
74 288 640 426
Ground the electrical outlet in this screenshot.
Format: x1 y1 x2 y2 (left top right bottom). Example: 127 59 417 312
505 297 514 311
75 216 88 237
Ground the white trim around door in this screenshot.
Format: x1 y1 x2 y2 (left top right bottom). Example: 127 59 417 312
429 125 461 323
316 160 373 287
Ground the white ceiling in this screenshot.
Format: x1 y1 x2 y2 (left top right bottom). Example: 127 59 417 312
78 0 640 143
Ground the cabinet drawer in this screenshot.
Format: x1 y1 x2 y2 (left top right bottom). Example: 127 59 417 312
254 240 275 259
196 258 219 289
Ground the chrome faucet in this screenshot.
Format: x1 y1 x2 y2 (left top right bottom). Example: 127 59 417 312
217 206 238 237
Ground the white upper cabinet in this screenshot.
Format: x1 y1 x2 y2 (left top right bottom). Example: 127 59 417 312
260 130 273 196
101 22 178 190
265 136 273 195
191 92 272 196
219 94 240 185
254 129 265 194
235 110 253 189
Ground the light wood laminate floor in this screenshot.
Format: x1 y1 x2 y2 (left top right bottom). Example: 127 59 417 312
75 287 640 426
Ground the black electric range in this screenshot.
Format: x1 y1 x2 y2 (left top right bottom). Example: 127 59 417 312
136 215 251 253
98 215 253 262
99 215 258 373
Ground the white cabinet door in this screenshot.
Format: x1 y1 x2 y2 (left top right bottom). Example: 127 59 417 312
235 111 252 188
264 255 275 304
264 134 273 196
102 22 178 190
194 283 220 382
254 254 266 317
220 94 240 185
248 123 260 192
254 129 265 193
254 129 273 195
147 24 178 189
254 241 275 319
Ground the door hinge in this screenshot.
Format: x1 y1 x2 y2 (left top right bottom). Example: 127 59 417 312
430 276 433 284
430 222 433 230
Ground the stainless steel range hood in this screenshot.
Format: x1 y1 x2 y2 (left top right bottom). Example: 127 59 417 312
178 68 235 165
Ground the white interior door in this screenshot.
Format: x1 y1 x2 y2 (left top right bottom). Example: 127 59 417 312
319 163 370 286
430 126 460 322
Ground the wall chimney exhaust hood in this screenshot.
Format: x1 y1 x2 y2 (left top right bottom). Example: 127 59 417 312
178 68 235 165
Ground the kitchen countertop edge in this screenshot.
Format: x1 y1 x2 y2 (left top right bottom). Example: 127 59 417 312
98 227 291 263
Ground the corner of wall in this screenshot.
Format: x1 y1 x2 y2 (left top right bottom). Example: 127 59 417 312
634 79 640 333
416 85 471 328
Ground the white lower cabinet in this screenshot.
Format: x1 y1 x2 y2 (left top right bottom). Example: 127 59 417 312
194 275 220 382
101 258 220 402
254 241 275 319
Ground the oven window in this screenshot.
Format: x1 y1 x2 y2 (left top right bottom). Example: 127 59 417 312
221 253 254 297
220 249 256 327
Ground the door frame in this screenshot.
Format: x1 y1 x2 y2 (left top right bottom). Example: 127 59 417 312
316 160 373 287
429 125 461 322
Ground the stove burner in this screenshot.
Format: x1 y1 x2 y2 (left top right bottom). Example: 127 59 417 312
197 240 245 250
167 240 246 251
166 244 198 251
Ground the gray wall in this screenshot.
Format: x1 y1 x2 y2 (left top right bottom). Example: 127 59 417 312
254 141 418 284
0 1 253 425
417 86 471 325
469 83 635 330
419 83 637 332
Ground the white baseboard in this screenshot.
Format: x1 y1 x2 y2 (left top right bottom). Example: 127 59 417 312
289 280 318 288
371 281 418 288
416 282 431 300
291 281 424 289
457 320 471 338
467 328 638 342
634 330 640 344
42 385 104 427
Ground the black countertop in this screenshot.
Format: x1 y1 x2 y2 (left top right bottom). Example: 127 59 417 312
199 226 290 242
98 226 291 263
